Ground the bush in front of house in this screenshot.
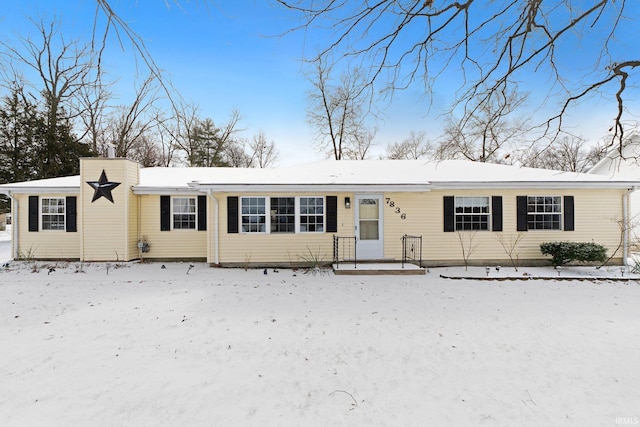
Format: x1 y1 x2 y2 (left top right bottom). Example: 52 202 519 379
540 242 608 267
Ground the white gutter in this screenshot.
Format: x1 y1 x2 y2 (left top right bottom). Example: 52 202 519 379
206 189 220 265
8 193 18 260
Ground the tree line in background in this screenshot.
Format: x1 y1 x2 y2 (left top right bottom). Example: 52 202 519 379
285 0 638 162
3 2 635 215
306 60 610 170
0 18 279 211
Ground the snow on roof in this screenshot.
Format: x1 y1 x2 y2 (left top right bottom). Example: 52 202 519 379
1 159 637 194
138 159 635 187
0 175 80 194
589 132 640 179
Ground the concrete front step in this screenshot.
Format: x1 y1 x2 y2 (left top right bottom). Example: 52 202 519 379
332 263 426 275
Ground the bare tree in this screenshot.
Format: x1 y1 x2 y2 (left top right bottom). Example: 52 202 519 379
516 137 607 172
1 17 98 176
437 87 528 162
103 74 161 159
1 18 97 123
248 131 279 168
154 113 179 166
225 140 254 168
130 134 163 167
344 128 376 160
384 131 433 160
277 0 639 151
307 58 368 160
74 75 112 153
168 102 201 166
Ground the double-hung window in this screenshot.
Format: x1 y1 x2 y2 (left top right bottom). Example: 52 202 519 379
270 197 295 233
238 196 325 233
454 196 490 231
41 198 66 230
241 197 267 233
527 196 561 230
299 197 324 232
173 197 197 229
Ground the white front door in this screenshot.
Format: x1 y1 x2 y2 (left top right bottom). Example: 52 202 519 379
355 194 384 259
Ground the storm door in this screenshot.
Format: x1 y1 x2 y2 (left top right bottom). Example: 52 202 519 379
355 194 383 259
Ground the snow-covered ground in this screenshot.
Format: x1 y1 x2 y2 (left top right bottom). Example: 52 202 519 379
0 225 11 266
1 259 639 426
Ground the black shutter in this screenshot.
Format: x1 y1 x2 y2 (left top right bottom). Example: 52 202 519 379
227 196 239 234
491 196 503 232
66 196 77 232
160 196 171 231
516 196 528 231
564 195 575 231
197 195 207 231
443 196 455 232
326 196 338 233
28 196 39 232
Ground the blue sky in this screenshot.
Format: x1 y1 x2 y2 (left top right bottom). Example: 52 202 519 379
1 1 638 165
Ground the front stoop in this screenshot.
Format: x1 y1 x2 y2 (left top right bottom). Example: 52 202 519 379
332 263 426 275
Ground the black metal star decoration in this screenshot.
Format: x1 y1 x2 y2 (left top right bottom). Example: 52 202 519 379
86 169 121 203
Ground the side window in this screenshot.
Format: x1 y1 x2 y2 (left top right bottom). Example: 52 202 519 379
41 198 66 230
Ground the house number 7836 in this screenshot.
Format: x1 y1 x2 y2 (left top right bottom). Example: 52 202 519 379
385 198 407 220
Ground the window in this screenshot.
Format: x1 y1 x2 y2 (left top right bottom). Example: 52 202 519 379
233 196 326 234
173 197 196 229
241 197 266 233
527 196 561 230
300 197 324 232
270 197 295 233
454 197 490 231
41 198 65 230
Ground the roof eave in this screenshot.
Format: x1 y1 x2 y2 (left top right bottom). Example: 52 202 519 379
432 181 640 190
0 187 80 195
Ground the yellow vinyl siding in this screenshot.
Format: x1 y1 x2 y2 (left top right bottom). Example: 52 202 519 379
383 189 626 265
381 192 430 260
80 158 139 261
14 194 80 259
215 193 353 265
138 195 207 259
213 189 626 265
126 163 140 260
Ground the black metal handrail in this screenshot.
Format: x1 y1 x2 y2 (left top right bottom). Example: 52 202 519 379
402 234 423 268
333 235 357 269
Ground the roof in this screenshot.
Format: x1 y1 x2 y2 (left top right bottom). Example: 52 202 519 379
1 159 638 195
589 132 640 179
121 159 640 192
0 175 81 194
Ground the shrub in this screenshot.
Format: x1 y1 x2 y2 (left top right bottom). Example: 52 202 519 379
540 241 607 267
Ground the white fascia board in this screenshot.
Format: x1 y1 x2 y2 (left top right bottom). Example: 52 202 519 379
186 183 432 193
132 187 204 195
0 187 80 195
431 181 640 190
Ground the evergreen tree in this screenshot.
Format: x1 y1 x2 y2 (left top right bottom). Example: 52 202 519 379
191 118 229 167
0 86 42 212
35 97 95 179
0 86 39 184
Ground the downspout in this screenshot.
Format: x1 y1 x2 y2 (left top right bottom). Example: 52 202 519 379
623 186 639 268
623 191 628 267
207 189 220 265
8 193 18 260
